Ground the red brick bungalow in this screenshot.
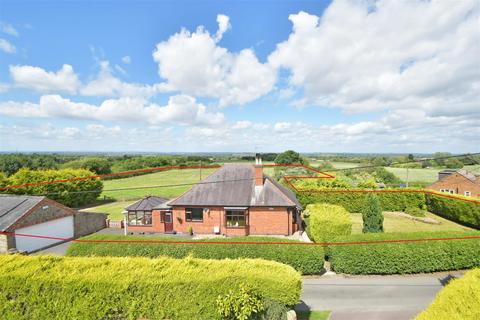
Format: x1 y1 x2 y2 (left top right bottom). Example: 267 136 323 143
125 157 302 236
427 169 480 197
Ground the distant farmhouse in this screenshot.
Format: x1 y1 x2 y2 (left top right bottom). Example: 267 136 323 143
125 155 302 236
428 169 480 197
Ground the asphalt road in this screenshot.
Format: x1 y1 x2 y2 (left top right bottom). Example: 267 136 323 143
297 273 463 320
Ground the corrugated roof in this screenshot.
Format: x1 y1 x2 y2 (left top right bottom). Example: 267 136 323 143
0 194 45 231
125 196 170 211
168 164 301 208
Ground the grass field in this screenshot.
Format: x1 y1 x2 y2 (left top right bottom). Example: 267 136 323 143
386 164 480 184
350 212 473 234
100 168 216 201
81 201 133 220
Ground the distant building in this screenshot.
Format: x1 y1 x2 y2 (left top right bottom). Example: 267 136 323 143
427 169 480 197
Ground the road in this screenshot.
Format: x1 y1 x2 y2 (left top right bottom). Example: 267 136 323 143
297 272 463 320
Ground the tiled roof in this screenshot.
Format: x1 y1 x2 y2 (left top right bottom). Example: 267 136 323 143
125 196 170 211
0 194 45 231
168 164 301 208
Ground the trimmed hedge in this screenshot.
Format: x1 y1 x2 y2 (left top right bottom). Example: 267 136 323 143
416 268 480 320
67 235 325 275
0 255 301 320
327 231 480 274
304 204 352 242
426 192 480 229
297 191 425 213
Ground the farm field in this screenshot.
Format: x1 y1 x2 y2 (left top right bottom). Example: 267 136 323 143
81 201 133 220
100 168 217 201
350 212 473 234
386 164 480 184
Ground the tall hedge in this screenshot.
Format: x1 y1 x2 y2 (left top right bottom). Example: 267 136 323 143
416 268 480 320
67 235 325 275
5 168 102 207
0 255 301 320
297 191 425 212
327 231 480 274
304 204 352 242
425 193 480 229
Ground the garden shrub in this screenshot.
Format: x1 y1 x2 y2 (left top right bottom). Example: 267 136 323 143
0 255 301 320
297 191 425 213
416 268 480 320
216 283 265 320
67 235 325 275
327 231 480 274
425 192 480 229
304 204 352 242
362 194 383 233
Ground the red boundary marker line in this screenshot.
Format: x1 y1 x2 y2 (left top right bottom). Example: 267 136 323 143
1 231 479 246
1 162 478 205
0 165 222 190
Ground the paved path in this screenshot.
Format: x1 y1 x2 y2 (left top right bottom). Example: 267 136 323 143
297 272 463 320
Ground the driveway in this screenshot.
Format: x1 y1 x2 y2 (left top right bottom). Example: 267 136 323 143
297 272 463 320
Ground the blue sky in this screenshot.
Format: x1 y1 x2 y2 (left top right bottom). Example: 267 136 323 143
0 0 479 153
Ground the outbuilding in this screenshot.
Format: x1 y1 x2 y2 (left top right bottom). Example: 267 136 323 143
0 194 106 253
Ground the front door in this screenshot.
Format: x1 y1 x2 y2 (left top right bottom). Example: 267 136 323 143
163 211 173 233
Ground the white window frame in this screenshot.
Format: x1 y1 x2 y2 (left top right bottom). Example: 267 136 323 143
464 191 471 197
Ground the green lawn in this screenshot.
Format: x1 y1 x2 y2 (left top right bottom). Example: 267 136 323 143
350 212 473 234
81 201 134 220
330 161 361 169
100 168 216 201
297 310 331 320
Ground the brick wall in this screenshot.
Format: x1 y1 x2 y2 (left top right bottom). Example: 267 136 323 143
428 173 480 197
74 212 107 238
9 199 75 231
173 207 224 234
249 207 290 235
127 211 166 233
125 206 295 236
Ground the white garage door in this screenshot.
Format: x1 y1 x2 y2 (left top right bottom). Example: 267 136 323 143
15 216 74 252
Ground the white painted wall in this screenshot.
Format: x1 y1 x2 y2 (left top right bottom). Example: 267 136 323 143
15 216 74 252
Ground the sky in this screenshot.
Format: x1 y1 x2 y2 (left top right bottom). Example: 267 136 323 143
0 0 479 153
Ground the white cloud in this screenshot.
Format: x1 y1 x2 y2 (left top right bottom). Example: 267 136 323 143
9 64 80 93
214 14 231 42
269 1 480 115
80 61 162 97
232 120 252 130
1 22 18 37
0 94 224 127
121 55 131 64
153 14 276 106
0 38 16 53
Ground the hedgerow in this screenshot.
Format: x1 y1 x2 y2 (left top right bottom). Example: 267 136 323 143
425 192 480 229
416 268 480 320
0 255 301 320
327 231 480 274
297 191 425 213
67 235 325 275
304 204 352 242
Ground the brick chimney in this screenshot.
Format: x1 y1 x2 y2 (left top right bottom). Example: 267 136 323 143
254 153 263 186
